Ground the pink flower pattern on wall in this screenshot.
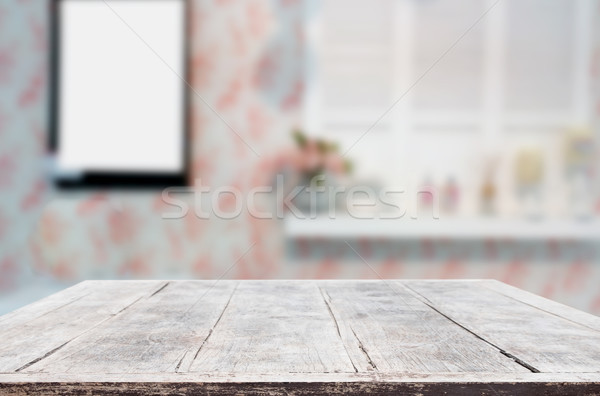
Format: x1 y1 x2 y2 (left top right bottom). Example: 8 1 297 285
0 0 599 314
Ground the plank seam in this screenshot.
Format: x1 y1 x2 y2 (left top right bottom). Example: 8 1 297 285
318 287 360 373
349 327 378 371
114 296 144 316
186 282 239 372
402 284 541 374
318 288 342 339
13 291 149 373
14 342 70 373
174 349 189 373
499 351 539 373
480 283 600 333
1 293 91 333
149 282 171 298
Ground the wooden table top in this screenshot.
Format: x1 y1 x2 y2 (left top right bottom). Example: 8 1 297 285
0 280 599 395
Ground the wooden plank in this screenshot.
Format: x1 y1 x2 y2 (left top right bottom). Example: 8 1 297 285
401 280 600 373
319 281 528 373
480 279 600 331
2 371 600 383
19 281 239 374
189 281 358 373
0 280 163 373
0 372 599 395
0 281 91 332
2 279 600 394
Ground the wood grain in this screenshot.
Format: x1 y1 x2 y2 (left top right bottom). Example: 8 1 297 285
0 281 163 372
19 281 239 374
402 280 600 373
188 281 357 373
2 377 600 396
319 281 528 373
480 279 600 331
1 372 600 395
0 280 599 395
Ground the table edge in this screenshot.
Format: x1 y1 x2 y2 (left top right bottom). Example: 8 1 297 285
1 372 600 383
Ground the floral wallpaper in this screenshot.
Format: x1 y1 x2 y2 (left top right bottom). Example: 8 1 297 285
1 0 600 314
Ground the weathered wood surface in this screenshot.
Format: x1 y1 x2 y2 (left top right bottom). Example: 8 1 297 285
402 280 600 373
0 280 599 395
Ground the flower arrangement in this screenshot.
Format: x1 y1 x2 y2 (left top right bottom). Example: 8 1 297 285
286 129 353 184
265 130 353 213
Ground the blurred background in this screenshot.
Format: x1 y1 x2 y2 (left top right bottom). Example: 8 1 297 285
1 0 600 315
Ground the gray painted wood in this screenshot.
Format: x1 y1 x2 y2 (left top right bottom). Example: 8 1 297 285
480 279 600 330
0 280 163 372
401 280 600 373
319 281 528 373
189 281 357 374
0 281 91 332
0 280 599 395
19 281 239 374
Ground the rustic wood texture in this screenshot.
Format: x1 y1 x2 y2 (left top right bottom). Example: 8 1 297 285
402 280 600 373
0 280 599 395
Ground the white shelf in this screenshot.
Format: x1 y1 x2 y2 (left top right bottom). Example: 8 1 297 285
284 217 600 240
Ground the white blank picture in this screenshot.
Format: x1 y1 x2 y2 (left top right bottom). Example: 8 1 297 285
57 0 185 173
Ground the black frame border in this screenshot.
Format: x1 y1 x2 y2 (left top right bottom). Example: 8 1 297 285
48 0 191 190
